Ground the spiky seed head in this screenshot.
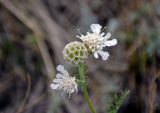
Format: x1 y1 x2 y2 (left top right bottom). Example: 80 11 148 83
63 41 88 65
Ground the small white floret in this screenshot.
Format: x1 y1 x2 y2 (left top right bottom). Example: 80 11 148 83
94 50 109 60
90 24 102 34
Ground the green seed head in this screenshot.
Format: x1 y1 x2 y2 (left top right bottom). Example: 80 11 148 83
63 41 88 65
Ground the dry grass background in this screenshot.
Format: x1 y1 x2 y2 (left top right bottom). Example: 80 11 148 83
0 0 160 113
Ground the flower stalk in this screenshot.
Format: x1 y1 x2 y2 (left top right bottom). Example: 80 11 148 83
50 23 118 113
78 63 96 113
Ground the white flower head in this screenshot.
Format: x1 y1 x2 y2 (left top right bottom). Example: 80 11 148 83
77 24 117 60
50 65 78 98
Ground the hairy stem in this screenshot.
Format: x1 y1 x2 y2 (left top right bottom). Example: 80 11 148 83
78 64 96 113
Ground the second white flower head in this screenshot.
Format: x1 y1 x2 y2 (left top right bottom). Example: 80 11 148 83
50 65 78 98
77 24 117 60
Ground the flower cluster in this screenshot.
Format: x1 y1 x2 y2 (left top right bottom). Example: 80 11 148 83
50 24 117 97
77 24 117 60
50 65 77 98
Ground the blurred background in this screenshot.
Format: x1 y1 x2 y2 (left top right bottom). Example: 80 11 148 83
0 0 160 113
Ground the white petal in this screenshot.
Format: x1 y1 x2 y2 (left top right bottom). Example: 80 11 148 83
50 84 59 89
53 79 61 83
56 65 69 76
104 39 117 47
76 35 84 39
56 73 64 78
90 24 102 34
76 35 81 38
94 51 99 59
57 65 64 71
104 32 111 40
100 32 105 36
75 87 78 93
98 50 110 60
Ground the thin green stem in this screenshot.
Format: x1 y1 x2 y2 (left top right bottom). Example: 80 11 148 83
78 64 96 113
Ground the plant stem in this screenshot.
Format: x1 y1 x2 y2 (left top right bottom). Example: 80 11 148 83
78 64 96 113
